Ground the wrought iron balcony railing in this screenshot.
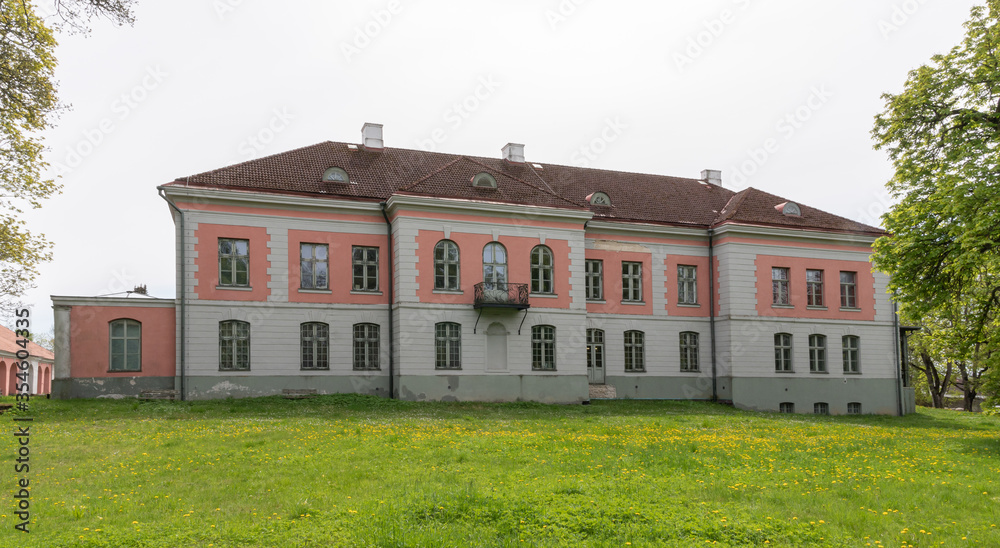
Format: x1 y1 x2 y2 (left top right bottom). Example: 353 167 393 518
473 282 530 309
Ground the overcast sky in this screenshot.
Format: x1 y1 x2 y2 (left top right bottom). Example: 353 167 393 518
22 0 982 334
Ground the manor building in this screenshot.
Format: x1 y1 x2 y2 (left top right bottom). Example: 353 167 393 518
51 123 915 414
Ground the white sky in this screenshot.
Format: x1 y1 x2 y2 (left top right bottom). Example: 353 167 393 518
22 0 982 334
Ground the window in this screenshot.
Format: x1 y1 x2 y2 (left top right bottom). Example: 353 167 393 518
531 325 556 370
530 245 554 294
322 167 349 182
772 267 789 305
588 191 611 206
352 246 379 292
219 238 249 287
779 402 795 414
109 319 141 371
435 322 462 370
774 333 793 372
814 402 829 415
624 330 645 371
806 269 824 307
300 322 329 370
680 331 700 372
585 259 603 301
840 271 858 308
353 323 380 370
678 265 698 305
471 172 497 188
219 320 250 371
808 334 827 373
300 243 329 289
847 402 862 415
843 335 860 373
586 328 604 372
434 240 460 291
483 242 507 289
622 261 642 302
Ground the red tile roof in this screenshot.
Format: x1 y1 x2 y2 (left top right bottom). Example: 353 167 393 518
0 325 54 361
168 141 882 235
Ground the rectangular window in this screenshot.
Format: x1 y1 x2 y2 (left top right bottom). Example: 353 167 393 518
814 402 829 415
352 246 379 292
847 402 862 415
353 323 380 370
300 323 329 370
843 335 860 373
679 332 699 372
677 265 698 305
109 319 141 371
434 240 460 291
219 238 250 287
622 261 642 302
806 269 824 307
300 243 329 290
624 331 645 372
435 322 462 370
531 325 556 370
774 333 793 372
530 246 554 294
585 259 603 301
219 320 250 371
840 271 858 308
808 334 827 373
779 402 795 414
772 267 789 305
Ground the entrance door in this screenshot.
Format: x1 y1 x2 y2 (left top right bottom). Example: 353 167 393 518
587 328 605 384
486 322 508 372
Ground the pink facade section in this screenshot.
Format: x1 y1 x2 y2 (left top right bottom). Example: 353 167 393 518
194 224 271 301
753 254 876 321
68 306 176 378
287 229 390 304
176 201 384 224
585 249 654 315
664 255 720 317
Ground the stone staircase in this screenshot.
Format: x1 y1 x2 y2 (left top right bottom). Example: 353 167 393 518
588 384 617 399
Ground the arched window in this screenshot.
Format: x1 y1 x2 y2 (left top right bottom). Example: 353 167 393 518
219 320 250 371
624 330 645 371
679 331 699 372
531 325 556 370
435 322 462 370
353 323 380 371
843 335 860 373
530 245 554 294
808 334 827 373
434 240 460 291
483 242 507 289
109 319 141 371
774 333 792 372
300 322 329 370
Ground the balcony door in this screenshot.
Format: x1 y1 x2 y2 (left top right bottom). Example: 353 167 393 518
482 242 508 303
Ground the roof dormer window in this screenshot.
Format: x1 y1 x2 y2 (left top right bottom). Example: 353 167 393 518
471 172 497 189
587 191 611 206
322 167 349 183
776 201 801 217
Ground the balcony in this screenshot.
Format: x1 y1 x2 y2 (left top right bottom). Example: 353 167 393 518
473 282 530 310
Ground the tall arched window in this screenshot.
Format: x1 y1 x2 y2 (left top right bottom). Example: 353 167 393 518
483 242 507 290
434 240 460 290
220 320 250 371
624 330 645 371
109 319 142 371
300 322 329 370
531 325 556 370
530 245 554 294
435 322 462 370
353 323 380 371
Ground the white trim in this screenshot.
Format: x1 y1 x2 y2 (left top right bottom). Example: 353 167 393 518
385 194 593 223
712 223 879 246
585 220 707 240
159 185 385 216
51 296 177 308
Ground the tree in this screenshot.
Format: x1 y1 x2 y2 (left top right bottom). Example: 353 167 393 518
0 0 133 307
871 1 1000 408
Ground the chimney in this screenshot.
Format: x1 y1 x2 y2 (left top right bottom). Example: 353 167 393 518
502 143 525 163
701 169 722 186
361 122 384 150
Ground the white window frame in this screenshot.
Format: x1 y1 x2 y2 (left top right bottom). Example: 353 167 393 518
679 331 700 372
843 335 860 373
808 334 827 373
531 325 556 371
840 271 858 308
774 333 793 372
585 259 603 301
806 269 824 307
772 267 790 305
530 245 554 294
434 240 461 291
300 243 329 290
300 322 329 370
622 261 642 302
624 330 645 372
219 238 250 287
352 246 379 292
219 320 250 371
677 265 698 305
435 322 462 370
353 323 380 370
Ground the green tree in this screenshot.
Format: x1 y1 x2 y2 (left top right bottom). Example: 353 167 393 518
872 1 1000 408
0 0 133 305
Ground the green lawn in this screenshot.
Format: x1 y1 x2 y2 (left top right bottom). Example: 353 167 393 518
3 396 1000 547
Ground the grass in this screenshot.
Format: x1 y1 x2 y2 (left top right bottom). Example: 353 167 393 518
2 395 1000 547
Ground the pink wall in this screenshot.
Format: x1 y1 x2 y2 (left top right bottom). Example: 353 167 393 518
585 249 654 315
391 207 582 231
0 360 7 395
414 231 574 309
287 230 390 305
663 255 720 317
68 306 176 377
194 224 271 301
753 255 876 321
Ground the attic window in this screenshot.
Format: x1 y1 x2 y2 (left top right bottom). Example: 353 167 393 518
776 201 801 217
471 172 497 189
322 167 349 183
587 192 612 206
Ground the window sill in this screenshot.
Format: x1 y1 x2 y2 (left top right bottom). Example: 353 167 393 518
432 290 464 295
810 370 829 374
839 307 862 312
680 369 701 373
620 301 646 306
531 368 557 372
806 305 828 310
217 285 252 291
586 299 606 304
435 367 462 371
107 369 142 374
530 293 559 298
676 303 700 308
353 368 382 372
219 368 251 372
350 290 383 296
300 368 330 371
624 369 646 373
843 371 862 375
298 288 332 294
771 304 794 309
774 370 795 374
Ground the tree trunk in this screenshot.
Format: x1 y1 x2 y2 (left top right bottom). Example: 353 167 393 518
917 352 952 408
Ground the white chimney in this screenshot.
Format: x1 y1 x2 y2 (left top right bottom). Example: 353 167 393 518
361 122 384 150
701 169 722 186
502 143 525 163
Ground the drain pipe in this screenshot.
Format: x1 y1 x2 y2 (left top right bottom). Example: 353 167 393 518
380 202 396 399
708 228 718 402
158 189 186 401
